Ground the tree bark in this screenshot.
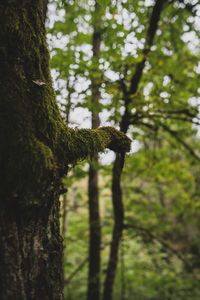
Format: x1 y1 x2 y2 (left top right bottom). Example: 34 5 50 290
43 0 48 21
0 1 64 299
102 153 124 300
0 198 64 300
88 153 101 300
62 194 68 237
0 1 131 299
87 2 102 300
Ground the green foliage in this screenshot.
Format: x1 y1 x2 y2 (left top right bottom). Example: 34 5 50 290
121 133 200 299
47 0 200 299
96 0 109 9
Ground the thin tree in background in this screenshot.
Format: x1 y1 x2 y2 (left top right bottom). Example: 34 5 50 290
103 1 166 299
44 0 200 298
87 2 103 300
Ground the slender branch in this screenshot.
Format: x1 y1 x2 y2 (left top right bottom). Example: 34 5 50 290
65 258 88 285
159 122 200 161
103 2 167 299
64 240 111 287
121 0 166 132
134 121 158 130
154 109 197 118
123 223 193 271
128 0 166 97
151 115 200 125
177 0 199 14
133 113 200 125
134 117 200 160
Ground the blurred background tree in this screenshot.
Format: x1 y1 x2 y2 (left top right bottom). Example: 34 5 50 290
47 0 200 299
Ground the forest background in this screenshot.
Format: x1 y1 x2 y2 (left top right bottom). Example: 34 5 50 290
47 0 200 299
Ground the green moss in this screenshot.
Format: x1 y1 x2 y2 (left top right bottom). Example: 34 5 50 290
66 127 131 162
0 0 131 207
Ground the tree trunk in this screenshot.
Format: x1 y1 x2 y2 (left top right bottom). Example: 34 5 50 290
103 1 166 299
43 0 48 21
0 1 131 299
88 153 101 300
0 1 64 298
87 2 102 300
0 199 64 300
102 154 124 300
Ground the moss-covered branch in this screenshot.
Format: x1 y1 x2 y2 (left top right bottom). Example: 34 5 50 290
0 2 132 299
63 126 131 164
0 0 131 205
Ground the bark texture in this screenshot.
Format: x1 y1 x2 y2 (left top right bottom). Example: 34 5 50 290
0 1 64 298
43 0 48 21
0 1 131 299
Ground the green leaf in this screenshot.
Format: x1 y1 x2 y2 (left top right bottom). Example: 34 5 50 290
96 0 109 9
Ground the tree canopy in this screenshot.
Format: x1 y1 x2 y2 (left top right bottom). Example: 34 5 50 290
47 0 200 299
